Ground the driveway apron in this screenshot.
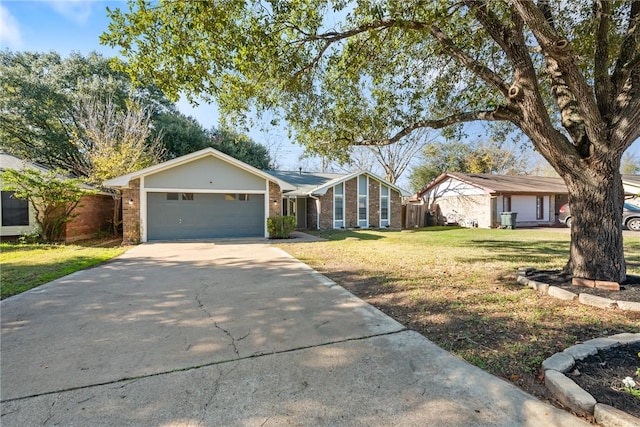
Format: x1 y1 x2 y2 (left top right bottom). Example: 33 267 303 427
1 242 587 426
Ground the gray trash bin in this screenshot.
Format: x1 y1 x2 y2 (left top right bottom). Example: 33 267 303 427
500 212 518 229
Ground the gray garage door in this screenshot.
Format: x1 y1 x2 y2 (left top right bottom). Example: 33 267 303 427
147 192 264 240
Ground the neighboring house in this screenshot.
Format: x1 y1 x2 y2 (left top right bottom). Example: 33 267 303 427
103 147 406 243
0 152 114 241
623 175 640 206
413 173 569 228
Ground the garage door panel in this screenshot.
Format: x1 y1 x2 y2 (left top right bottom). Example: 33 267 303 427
147 193 264 240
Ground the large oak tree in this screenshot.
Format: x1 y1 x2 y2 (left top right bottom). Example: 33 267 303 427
102 0 639 283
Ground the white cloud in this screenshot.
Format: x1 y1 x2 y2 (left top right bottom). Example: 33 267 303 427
0 5 24 49
48 0 94 25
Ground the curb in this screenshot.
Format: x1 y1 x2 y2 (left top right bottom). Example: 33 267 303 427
516 268 640 312
540 333 640 426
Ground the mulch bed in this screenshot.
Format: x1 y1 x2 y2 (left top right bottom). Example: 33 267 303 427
526 270 640 302
567 342 640 418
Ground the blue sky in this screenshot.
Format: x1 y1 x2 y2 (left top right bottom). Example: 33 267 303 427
1 0 638 179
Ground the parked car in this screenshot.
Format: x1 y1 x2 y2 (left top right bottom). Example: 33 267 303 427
559 202 640 231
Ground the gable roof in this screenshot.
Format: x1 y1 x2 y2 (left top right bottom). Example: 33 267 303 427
267 169 410 197
103 147 295 191
418 172 568 197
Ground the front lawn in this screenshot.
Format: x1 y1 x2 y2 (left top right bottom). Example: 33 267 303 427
276 227 640 400
1 239 128 299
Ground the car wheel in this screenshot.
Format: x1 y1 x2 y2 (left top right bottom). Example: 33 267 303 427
565 217 572 228
626 218 640 231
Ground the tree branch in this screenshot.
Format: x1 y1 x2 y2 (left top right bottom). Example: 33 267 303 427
612 1 640 110
292 18 510 98
351 107 516 147
512 0 606 143
594 0 612 118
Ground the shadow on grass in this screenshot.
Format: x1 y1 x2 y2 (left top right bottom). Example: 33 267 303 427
460 239 570 265
307 229 386 241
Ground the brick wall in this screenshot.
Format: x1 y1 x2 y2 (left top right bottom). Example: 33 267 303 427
390 188 402 229
269 181 282 217
64 194 114 242
369 179 380 228
345 177 357 228
319 189 334 230
122 179 141 244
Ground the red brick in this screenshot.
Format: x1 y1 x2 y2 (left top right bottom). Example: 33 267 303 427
572 277 596 288
594 281 620 291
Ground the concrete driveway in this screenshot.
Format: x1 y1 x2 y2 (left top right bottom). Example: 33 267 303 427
1 242 587 426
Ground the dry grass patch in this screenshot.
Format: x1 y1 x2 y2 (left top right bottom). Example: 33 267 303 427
277 227 640 401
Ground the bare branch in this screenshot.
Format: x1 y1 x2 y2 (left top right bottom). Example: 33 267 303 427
351 107 516 147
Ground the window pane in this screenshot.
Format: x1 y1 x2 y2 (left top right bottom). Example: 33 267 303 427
239 194 249 201
380 185 389 196
225 194 236 201
1 191 29 226
381 196 389 220
358 176 367 194
335 196 343 221
182 193 194 200
334 183 343 195
536 196 544 220
359 196 367 220
167 193 179 200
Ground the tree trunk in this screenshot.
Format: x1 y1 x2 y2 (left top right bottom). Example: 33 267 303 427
561 162 626 283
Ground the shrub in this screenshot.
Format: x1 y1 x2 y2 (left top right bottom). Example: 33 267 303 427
267 215 296 239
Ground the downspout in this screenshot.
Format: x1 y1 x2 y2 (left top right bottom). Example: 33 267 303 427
308 193 320 230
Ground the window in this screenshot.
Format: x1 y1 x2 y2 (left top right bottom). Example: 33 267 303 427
380 185 390 227
182 193 194 201
1 191 29 226
334 183 344 228
167 193 179 200
536 196 544 220
225 193 249 201
503 196 511 212
358 175 368 227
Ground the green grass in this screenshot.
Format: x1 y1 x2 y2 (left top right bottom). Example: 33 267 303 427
278 227 640 398
1 239 128 299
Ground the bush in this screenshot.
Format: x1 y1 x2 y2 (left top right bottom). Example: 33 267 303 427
267 215 296 239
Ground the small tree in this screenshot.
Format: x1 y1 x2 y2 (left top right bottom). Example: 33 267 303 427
1 168 92 242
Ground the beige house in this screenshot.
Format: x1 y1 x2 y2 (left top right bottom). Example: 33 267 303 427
414 173 569 228
104 148 406 243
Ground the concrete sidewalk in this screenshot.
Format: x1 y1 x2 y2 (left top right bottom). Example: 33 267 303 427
1 242 587 426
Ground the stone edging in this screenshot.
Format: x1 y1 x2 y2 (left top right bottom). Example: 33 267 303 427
540 333 640 426
516 268 640 312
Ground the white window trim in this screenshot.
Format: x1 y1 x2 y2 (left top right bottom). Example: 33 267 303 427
380 184 390 227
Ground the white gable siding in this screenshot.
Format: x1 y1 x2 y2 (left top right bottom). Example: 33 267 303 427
144 156 266 191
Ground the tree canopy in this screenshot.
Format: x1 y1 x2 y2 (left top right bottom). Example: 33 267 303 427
0 50 273 175
102 0 639 282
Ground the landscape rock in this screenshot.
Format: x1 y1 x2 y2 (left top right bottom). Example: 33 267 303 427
607 332 640 345
528 280 550 293
542 352 575 373
516 275 529 285
548 286 578 301
578 293 617 309
616 300 640 312
544 370 596 417
563 344 598 361
516 267 535 276
594 403 640 427
582 337 620 350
